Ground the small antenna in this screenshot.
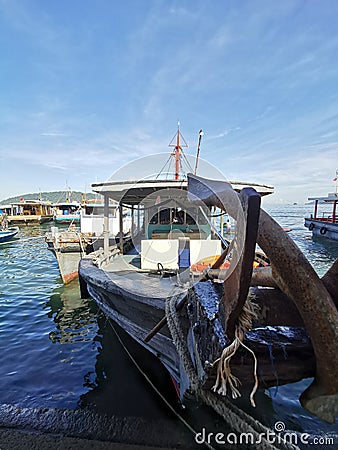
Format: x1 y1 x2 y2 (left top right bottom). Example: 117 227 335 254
194 129 204 175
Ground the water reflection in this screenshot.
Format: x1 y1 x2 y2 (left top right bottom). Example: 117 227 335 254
45 280 99 344
79 313 179 418
2 211 334 436
311 235 338 258
78 313 296 445
305 236 338 276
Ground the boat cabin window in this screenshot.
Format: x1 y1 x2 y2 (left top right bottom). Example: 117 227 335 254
149 207 207 226
23 205 39 215
84 205 117 217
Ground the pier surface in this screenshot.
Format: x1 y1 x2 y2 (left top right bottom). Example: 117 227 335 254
0 404 193 450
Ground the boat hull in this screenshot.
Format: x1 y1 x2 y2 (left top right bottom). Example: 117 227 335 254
304 218 338 241
56 250 81 284
78 255 316 395
45 230 83 284
54 215 80 224
45 230 122 284
8 215 53 225
0 227 19 242
79 255 184 382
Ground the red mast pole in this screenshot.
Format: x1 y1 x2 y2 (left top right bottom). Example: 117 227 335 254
168 121 188 180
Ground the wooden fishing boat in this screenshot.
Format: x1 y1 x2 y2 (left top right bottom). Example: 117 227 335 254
7 200 53 225
53 201 81 224
0 226 19 243
78 127 338 428
46 227 85 284
52 188 81 225
46 201 131 284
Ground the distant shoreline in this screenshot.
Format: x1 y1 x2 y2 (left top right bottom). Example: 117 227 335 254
0 191 98 205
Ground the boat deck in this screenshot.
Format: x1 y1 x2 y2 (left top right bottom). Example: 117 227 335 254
100 254 187 303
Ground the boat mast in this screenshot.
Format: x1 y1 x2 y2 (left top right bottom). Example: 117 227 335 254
67 185 72 203
173 121 181 180
169 121 188 180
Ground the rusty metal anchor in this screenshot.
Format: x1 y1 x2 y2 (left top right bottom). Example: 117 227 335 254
188 174 338 423
257 209 338 423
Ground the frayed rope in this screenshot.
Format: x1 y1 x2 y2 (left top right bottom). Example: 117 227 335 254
212 292 259 407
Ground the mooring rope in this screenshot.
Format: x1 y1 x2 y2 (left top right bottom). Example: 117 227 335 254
103 312 217 450
165 290 300 450
76 232 86 257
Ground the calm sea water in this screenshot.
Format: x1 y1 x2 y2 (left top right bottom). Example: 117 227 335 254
0 204 337 444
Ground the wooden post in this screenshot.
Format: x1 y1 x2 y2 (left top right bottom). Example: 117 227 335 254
131 205 135 237
103 194 109 258
314 200 318 219
144 206 148 239
119 203 124 254
137 205 140 233
332 200 337 223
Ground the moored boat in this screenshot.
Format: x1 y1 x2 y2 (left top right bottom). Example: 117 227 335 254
7 199 54 225
53 201 81 224
305 194 338 241
45 200 131 284
78 126 338 428
53 187 82 224
0 226 19 243
46 227 85 284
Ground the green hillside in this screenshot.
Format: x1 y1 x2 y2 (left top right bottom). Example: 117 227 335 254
0 191 98 204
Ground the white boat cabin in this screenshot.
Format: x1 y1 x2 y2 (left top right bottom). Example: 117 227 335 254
90 179 227 272
80 201 131 236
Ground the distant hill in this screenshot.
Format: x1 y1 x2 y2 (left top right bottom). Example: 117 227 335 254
0 191 98 204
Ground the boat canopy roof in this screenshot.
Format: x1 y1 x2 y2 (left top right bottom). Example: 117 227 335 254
91 176 274 206
10 200 52 206
91 179 187 205
53 202 80 207
308 194 338 202
82 201 119 208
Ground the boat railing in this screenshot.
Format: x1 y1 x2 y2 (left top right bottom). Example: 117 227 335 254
309 213 336 222
93 246 120 268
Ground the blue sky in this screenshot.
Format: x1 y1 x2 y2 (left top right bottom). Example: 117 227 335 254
1 0 338 203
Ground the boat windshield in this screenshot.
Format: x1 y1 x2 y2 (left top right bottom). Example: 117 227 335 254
149 206 208 226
